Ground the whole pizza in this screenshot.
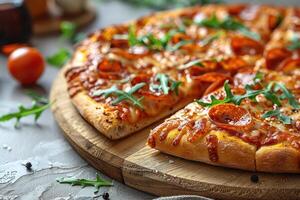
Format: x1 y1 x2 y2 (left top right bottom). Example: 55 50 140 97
65 4 300 173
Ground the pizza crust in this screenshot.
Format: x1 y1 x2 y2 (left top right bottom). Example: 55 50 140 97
71 90 192 139
256 144 300 173
151 129 256 171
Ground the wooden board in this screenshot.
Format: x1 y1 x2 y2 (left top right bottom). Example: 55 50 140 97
33 8 96 35
50 68 300 200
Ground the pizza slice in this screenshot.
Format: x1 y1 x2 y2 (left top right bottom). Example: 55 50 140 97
148 69 300 172
64 4 286 140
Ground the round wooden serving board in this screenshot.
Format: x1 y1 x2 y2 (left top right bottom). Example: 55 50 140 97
50 67 300 200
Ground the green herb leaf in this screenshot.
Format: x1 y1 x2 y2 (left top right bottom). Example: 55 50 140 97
26 91 49 105
0 102 51 127
128 25 186 51
60 21 84 44
46 48 71 68
253 71 264 84
196 15 260 41
287 38 300 51
150 73 182 95
167 40 192 51
178 59 204 70
92 83 146 109
196 80 287 107
200 31 224 46
273 83 300 109
262 109 292 124
56 174 113 193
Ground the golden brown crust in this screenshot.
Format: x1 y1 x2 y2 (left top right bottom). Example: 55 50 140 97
152 129 256 171
256 144 300 173
71 90 192 139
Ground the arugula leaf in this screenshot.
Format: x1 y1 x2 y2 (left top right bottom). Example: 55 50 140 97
196 15 260 41
262 109 292 124
178 59 204 70
0 102 51 127
150 73 182 95
287 38 300 51
253 71 264 84
61 21 76 40
56 174 113 193
92 83 146 109
46 48 71 68
26 91 49 105
200 31 224 46
167 40 192 52
274 83 300 109
196 81 283 107
128 25 186 51
60 21 84 44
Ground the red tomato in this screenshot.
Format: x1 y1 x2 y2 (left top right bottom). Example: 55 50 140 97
7 47 45 85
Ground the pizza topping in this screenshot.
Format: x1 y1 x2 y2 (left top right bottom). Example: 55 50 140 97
206 134 218 162
265 48 292 70
231 36 263 56
150 73 182 95
208 104 254 132
268 13 284 30
262 108 292 124
92 82 146 109
196 15 260 41
278 58 300 74
287 37 300 51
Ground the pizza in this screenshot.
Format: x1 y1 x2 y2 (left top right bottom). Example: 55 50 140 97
65 4 300 172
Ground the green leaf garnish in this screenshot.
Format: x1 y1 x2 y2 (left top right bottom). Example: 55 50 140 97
287 37 300 51
56 174 113 193
253 71 264 84
26 91 49 105
128 25 186 51
167 40 192 51
46 48 71 68
178 59 204 70
60 21 84 44
150 73 182 95
196 81 285 107
200 31 224 46
92 83 146 109
0 102 51 127
196 15 260 41
262 109 292 124
273 83 300 109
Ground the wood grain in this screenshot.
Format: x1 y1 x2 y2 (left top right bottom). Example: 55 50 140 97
50 67 300 199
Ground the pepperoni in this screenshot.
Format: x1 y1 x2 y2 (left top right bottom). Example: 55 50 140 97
131 74 151 85
268 14 281 30
193 72 232 83
220 57 248 72
111 48 149 60
98 58 122 72
231 36 263 56
206 134 218 162
147 135 156 148
277 58 300 74
208 104 254 132
188 60 220 76
265 47 292 70
171 33 191 44
227 4 247 16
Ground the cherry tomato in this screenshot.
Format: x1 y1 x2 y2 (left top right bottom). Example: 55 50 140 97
7 47 45 85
